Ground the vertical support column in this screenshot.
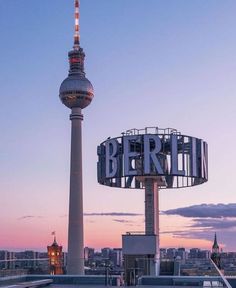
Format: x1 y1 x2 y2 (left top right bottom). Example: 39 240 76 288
67 107 84 275
145 178 160 276
154 180 160 276
145 178 159 235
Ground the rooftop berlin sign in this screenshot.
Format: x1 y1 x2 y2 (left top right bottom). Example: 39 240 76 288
97 127 208 189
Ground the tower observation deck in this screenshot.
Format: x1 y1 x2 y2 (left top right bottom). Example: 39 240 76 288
59 0 94 275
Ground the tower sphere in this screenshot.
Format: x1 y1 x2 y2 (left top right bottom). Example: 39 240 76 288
59 74 94 109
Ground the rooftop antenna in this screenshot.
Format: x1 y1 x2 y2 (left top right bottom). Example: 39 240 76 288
51 231 56 243
73 0 80 50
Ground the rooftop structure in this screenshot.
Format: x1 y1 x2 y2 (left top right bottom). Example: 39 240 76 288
97 127 208 283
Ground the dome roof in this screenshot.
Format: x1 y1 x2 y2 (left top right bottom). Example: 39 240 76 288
52 240 59 247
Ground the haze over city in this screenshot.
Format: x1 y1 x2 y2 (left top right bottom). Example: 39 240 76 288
1 0 236 252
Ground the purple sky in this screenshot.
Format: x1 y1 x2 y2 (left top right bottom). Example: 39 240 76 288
0 0 236 251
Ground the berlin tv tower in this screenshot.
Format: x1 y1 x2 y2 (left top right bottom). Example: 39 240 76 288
59 0 94 275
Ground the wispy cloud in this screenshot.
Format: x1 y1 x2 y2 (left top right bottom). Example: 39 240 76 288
85 219 95 223
169 228 222 241
18 215 43 220
84 212 142 217
60 212 142 218
161 204 236 250
112 219 134 223
192 218 236 229
161 227 236 250
164 203 236 218
160 229 189 235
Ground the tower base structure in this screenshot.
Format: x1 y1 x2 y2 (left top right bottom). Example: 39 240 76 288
122 234 159 285
123 177 161 285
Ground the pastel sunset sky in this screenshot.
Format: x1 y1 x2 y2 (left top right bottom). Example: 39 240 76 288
1 0 236 252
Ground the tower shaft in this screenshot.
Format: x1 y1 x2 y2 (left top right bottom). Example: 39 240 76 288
67 107 84 275
144 178 160 276
145 179 159 235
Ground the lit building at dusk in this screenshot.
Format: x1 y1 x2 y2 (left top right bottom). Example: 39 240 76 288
47 237 63 275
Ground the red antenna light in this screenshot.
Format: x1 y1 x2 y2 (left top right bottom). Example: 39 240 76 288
73 0 80 49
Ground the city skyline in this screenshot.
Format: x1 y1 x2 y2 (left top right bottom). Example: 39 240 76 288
1 1 236 251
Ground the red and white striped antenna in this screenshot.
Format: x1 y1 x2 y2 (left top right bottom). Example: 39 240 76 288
73 0 80 50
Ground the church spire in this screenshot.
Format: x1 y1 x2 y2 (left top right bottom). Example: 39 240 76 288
52 231 57 245
211 233 221 269
212 232 219 252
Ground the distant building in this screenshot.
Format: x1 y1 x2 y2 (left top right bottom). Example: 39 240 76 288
189 248 200 259
167 248 177 259
160 248 167 259
84 247 94 262
101 248 111 260
176 248 188 261
111 248 123 267
0 251 7 269
15 251 39 270
47 237 63 275
198 250 210 259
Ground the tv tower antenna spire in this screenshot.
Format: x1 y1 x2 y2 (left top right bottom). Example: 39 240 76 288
73 0 80 49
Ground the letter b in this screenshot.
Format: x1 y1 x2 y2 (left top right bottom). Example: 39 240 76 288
105 139 119 178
